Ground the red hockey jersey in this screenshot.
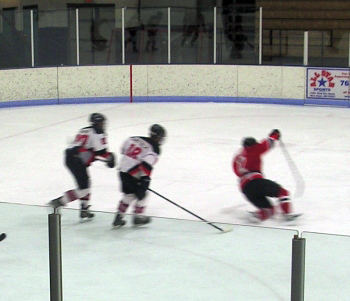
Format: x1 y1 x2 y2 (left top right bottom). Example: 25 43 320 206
233 138 274 189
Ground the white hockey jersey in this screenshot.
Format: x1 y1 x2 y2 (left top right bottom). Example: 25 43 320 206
119 136 160 179
68 126 111 166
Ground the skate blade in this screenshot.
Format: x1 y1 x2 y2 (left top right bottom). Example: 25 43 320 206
283 213 303 225
79 217 94 223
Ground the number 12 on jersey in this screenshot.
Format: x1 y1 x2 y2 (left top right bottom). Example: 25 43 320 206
126 144 142 159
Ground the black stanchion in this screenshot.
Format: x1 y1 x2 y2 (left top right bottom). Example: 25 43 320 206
291 234 306 301
48 209 63 301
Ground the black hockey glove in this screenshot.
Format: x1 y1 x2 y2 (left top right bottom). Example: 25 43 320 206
106 153 115 168
136 176 151 200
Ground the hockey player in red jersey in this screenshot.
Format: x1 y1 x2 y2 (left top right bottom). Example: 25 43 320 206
233 129 299 222
112 124 166 227
49 113 115 219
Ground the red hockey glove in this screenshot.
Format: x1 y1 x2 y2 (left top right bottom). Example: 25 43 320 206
269 129 281 140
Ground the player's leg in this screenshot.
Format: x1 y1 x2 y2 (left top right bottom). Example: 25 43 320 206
261 178 301 221
260 179 293 214
132 196 151 226
49 156 93 218
113 172 138 226
243 179 275 221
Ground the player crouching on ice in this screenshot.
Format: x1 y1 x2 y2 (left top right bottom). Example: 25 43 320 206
112 124 166 227
49 113 115 219
233 129 300 223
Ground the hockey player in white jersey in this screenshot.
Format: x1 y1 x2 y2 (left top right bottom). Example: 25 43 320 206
113 124 166 227
49 113 115 219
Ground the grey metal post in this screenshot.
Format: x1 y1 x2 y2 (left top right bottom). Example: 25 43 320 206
76 8 80 66
303 31 308 66
291 234 306 301
213 7 217 64
122 8 125 65
259 7 262 65
348 33 350 67
30 10 35 67
168 7 171 64
48 209 63 301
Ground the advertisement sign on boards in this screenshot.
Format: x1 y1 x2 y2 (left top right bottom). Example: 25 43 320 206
306 68 350 100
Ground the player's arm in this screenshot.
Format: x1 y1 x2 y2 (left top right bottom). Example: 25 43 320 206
135 152 158 200
258 129 281 154
92 133 116 168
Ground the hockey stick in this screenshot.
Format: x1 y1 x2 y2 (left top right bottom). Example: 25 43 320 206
0 233 6 242
279 139 305 198
148 188 232 233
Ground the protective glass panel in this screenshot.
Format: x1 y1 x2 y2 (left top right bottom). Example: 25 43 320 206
0 9 31 68
1 203 49 300
308 30 349 67
262 30 304 66
139 7 168 64
77 7 116 66
34 9 72 67
302 231 350 300
107 8 122 65
171 7 213 64
1 201 299 300
217 5 258 64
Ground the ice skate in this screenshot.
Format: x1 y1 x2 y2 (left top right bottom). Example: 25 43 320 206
48 197 64 209
80 205 94 219
133 215 151 226
247 207 275 223
283 213 302 223
247 211 262 223
112 213 126 227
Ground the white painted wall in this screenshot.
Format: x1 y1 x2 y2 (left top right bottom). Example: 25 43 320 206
57 66 130 99
0 67 57 101
0 65 306 102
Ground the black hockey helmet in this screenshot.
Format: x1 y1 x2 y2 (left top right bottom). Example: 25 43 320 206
89 113 106 133
149 124 166 144
89 113 106 124
242 137 257 148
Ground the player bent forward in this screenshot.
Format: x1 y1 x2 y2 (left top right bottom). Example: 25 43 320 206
113 124 166 227
233 129 300 222
49 113 115 219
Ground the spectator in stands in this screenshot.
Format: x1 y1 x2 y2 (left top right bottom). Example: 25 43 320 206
145 11 163 52
181 10 206 47
125 10 141 52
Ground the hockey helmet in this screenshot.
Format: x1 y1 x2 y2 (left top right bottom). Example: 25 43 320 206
89 113 106 133
149 124 166 144
89 113 106 124
242 137 257 148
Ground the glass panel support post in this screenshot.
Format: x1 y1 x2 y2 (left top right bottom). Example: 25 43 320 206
122 7 125 65
76 8 80 66
30 10 34 67
291 234 306 301
259 7 262 65
213 7 217 64
348 33 350 67
48 210 63 301
303 31 308 66
168 7 171 64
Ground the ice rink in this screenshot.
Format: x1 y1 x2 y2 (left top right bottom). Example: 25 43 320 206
1 102 350 300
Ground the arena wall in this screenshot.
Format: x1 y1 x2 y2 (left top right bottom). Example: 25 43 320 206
0 65 347 107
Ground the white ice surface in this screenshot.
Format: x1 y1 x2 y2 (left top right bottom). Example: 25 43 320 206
1 102 350 300
2 102 350 235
